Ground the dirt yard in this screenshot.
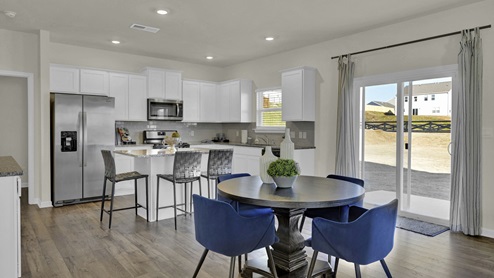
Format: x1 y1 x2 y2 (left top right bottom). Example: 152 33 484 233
365 130 451 174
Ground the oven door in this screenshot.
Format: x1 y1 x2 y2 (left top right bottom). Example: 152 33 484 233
147 99 183 120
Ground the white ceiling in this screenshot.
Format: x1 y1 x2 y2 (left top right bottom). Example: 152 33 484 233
0 0 483 67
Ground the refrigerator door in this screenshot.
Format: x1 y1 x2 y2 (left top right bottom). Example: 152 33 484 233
52 94 83 204
83 95 115 198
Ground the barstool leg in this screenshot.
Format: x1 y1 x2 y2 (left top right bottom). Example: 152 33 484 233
214 179 218 199
190 182 193 214
199 178 202 196
100 178 107 221
173 181 177 230
156 177 160 222
207 178 211 199
108 181 116 229
134 179 138 215
145 177 149 222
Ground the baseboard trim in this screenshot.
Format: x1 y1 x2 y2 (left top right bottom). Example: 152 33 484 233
482 228 494 238
22 182 28 188
38 200 53 208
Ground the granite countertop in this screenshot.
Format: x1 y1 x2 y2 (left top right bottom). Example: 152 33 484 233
212 142 316 150
0 156 23 177
115 147 210 158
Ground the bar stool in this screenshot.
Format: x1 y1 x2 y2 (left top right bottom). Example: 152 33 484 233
201 149 233 199
100 150 149 229
156 151 202 230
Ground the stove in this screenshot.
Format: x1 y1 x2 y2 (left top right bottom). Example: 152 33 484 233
143 130 190 149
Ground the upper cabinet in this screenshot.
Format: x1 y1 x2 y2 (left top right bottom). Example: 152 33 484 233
80 69 109 96
182 80 201 122
142 67 182 100
199 82 217 122
217 80 253 123
109 73 129 120
281 67 316 121
109 73 147 121
50 65 80 93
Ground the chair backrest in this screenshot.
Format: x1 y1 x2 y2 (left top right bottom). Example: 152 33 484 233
193 194 277 257
312 199 398 265
327 174 364 188
217 172 251 183
101 150 116 179
173 151 203 179
207 149 233 177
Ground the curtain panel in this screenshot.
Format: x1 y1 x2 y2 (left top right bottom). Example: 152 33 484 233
335 55 358 177
450 28 483 235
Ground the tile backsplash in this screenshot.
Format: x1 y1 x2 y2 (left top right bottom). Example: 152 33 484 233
115 121 315 147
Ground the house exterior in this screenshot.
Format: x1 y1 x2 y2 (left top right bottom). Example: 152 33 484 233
399 82 452 117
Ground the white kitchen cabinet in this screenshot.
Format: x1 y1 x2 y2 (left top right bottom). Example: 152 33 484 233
293 148 315 176
232 146 262 175
143 67 183 100
80 69 109 96
0 174 21 277
217 80 253 123
182 80 201 122
110 73 129 120
281 67 316 121
199 82 217 122
128 75 147 121
50 65 80 93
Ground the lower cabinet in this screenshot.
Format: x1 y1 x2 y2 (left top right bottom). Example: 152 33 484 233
232 146 263 176
0 175 21 277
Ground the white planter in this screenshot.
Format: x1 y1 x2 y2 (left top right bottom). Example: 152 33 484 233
272 176 297 188
280 128 294 159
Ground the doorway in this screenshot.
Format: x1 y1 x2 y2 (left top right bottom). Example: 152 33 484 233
356 65 456 225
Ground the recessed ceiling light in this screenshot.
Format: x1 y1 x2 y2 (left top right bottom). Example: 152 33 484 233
265 37 275 41
206 56 214 60
157 9 168 15
111 40 121 45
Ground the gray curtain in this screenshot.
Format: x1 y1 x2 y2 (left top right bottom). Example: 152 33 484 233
335 55 358 177
450 28 483 235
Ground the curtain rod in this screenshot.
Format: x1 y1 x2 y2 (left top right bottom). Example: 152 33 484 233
331 24 491 59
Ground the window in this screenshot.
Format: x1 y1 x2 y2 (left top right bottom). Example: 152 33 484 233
414 96 417 102
424 96 428 101
431 94 436 101
256 88 285 131
404 96 408 102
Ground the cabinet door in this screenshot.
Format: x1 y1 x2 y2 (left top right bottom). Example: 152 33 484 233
80 69 109 96
165 71 182 100
217 83 230 122
182 81 201 122
109 73 129 120
199 83 217 122
282 70 303 121
229 81 242 122
128 75 148 121
50 66 80 93
147 69 166 99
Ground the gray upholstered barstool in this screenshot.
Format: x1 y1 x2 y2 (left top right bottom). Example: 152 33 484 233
200 149 233 199
100 150 149 229
156 151 202 230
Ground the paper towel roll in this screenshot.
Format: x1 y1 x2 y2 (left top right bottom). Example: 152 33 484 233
241 130 248 144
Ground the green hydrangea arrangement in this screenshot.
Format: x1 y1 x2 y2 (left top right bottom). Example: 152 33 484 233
267 159 301 177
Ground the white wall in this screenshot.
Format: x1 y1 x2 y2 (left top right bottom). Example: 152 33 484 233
224 1 494 232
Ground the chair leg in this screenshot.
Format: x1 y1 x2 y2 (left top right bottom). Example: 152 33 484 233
192 249 209 278
173 181 177 230
199 178 202 197
145 177 149 222
299 215 306 232
238 255 242 273
380 259 392 278
207 178 211 198
108 181 116 229
214 178 218 199
354 264 361 278
306 250 318 278
229 257 236 278
190 182 194 214
134 179 138 215
184 182 188 214
100 178 107 221
265 247 278 278
333 257 339 277
156 176 160 221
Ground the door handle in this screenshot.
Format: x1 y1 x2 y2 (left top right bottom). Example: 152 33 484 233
83 112 88 167
78 112 83 167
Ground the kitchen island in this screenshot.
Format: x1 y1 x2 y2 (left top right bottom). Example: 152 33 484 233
115 148 210 222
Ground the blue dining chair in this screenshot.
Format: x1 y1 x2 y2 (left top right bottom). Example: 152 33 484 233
217 173 273 217
306 199 398 278
192 194 279 278
299 174 364 232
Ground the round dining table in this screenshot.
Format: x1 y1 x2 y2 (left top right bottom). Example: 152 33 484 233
218 175 365 278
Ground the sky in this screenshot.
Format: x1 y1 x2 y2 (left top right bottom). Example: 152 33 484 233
364 77 452 102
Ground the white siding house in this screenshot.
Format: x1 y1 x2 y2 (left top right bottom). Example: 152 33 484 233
397 82 452 116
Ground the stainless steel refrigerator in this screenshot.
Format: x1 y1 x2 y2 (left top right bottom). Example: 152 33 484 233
51 93 115 207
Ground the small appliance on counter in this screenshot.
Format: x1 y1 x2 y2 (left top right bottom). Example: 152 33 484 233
117 127 136 145
143 130 190 149
212 133 229 143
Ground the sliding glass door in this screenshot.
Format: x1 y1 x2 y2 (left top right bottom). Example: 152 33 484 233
356 66 456 224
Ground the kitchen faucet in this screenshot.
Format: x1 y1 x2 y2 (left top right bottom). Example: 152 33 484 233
255 134 271 145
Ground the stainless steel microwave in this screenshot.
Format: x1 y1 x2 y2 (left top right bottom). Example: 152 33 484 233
147 99 183 121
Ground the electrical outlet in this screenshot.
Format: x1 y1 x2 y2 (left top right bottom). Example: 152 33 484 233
190 130 194 136
298 132 303 138
303 132 307 139
236 130 239 137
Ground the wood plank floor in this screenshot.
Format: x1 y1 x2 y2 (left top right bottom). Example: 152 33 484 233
21 190 494 277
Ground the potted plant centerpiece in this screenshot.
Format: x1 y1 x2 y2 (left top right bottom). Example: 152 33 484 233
163 131 181 154
267 159 301 188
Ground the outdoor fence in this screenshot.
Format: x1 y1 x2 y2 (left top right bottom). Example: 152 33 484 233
365 121 451 133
